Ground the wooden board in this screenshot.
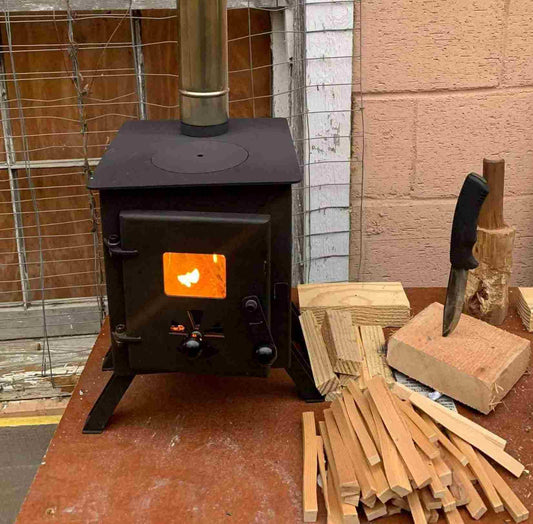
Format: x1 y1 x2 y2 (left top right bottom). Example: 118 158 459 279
321 310 363 375
387 302 530 414
366 377 431 488
299 311 340 396
477 453 529 523
396 386 524 477
297 282 411 327
517 287 533 332
302 412 318 522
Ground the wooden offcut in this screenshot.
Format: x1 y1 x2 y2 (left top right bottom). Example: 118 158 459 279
299 311 340 396
302 412 318 522
321 309 363 375
517 287 533 332
464 159 515 325
297 281 411 327
387 302 530 414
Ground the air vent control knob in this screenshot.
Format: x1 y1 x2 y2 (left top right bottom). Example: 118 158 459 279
180 330 204 359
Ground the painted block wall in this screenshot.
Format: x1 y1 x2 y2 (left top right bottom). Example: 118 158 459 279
350 0 533 287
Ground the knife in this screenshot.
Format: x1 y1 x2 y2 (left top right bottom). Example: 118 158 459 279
442 173 490 336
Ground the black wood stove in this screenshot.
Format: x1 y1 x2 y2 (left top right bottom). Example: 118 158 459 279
83 0 322 434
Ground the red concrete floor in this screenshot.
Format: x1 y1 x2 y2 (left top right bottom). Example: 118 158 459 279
16 289 533 523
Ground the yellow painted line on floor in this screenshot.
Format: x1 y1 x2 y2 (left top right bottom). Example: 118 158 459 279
0 415 62 427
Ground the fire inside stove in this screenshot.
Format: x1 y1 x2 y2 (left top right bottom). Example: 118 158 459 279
163 252 226 299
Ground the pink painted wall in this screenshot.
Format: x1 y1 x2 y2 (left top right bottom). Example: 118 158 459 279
352 0 533 287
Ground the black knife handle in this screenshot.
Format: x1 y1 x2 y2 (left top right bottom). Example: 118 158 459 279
450 173 489 269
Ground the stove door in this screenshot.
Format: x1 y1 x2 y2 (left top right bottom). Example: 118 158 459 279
120 210 271 376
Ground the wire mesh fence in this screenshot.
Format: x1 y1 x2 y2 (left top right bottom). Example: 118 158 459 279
0 0 362 395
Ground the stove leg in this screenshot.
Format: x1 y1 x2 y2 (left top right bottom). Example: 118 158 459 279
83 373 135 434
102 347 114 371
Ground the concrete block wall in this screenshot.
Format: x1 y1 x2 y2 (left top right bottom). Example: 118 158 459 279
350 0 533 286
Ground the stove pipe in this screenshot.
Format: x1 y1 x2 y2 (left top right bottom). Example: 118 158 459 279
177 0 229 137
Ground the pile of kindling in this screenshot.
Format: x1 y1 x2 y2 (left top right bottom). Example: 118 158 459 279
302 376 528 524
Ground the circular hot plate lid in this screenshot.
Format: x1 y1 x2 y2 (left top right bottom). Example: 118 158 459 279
151 140 249 174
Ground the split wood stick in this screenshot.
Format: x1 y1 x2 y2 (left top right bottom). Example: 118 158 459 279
341 392 380 465
302 412 318 522
331 399 377 505
449 477 469 507
420 487 443 510
393 383 507 449
362 501 387 522
319 421 349 500
428 509 439 523
299 311 340 396
393 397 438 442
321 309 363 375
444 507 465 524
367 391 412 497
426 459 446 499
367 377 431 488
344 494 360 506
359 325 395 384
407 489 428 524
441 449 487 520
448 433 504 512
420 414 468 466
432 452 452 486
316 436 330 515
387 504 402 516
477 453 529 523
346 382 379 444
325 470 343 524
405 417 440 460
441 486 457 512
323 409 360 495
327 460 356 524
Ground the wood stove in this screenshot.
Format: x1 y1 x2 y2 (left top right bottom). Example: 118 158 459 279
82 0 323 433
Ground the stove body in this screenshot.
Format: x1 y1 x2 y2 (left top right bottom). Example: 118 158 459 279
83 118 322 433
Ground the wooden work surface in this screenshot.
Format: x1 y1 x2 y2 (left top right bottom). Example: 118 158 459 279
16 289 533 523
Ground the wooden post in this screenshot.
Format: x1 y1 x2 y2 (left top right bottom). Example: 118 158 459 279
464 159 515 325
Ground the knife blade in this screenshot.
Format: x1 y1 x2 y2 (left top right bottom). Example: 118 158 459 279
442 173 489 336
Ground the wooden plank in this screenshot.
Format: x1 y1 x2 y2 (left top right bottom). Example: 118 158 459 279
367 391 412 497
345 382 379 444
299 311 340 396
330 399 376 504
316 436 330 515
0 397 69 418
444 507 465 524
419 414 468 466
517 287 533 332
448 433 504 512
302 412 318 522
393 384 507 449
441 448 487 520
387 302 530 414
420 487 443 510
359 325 395 385
323 409 359 495
396 386 523 477
426 460 446 499
366 377 431 488
477 453 529 523
404 416 440 460
341 391 380 465
407 489 427 524
321 310 363 375
297 282 411 327
362 501 387 521
394 398 438 443
432 453 453 486
441 486 457 512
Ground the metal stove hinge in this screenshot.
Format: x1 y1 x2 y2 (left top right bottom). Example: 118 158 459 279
104 234 139 258
112 324 141 348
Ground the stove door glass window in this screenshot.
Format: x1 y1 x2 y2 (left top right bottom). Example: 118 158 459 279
163 252 226 299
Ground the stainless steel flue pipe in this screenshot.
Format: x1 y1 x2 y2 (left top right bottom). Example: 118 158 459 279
178 0 229 136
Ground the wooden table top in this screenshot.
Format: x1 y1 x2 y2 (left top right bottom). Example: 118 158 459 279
16 288 533 523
